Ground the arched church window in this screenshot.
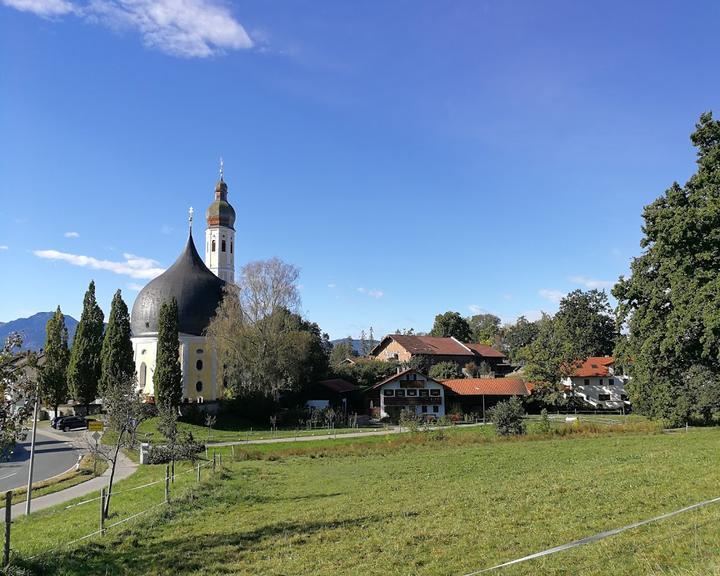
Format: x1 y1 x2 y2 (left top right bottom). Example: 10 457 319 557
230 241 233 254
196 381 203 392
139 363 147 388
221 239 226 252
196 359 203 370
212 239 216 252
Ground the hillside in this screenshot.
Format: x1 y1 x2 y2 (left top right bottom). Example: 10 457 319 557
0 312 79 351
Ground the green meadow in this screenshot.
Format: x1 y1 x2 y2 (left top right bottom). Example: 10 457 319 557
11 423 720 575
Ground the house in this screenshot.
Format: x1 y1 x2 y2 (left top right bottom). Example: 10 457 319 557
442 378 529 420
304 378 359 413
369 334 513 376
561 357 630 410
366 369 446 420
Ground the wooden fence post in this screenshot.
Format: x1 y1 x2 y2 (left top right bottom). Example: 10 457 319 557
212 453 216 474
171 460 175 484
4 491 11 567
196 462 200 483
231 445 235 459
219 453 222 467
100 488 106 535
164 465 170 504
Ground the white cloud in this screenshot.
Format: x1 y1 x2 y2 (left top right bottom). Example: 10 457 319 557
160 224 173 235
539 289 565 304
64 231 80 238
502 293 512 301
34 249 165 279
569 275 613 290
327 283 336 289
3 0 253 58
127 282 144 291
0 245 8 251
1 0 75 16
468 304 485 314
357 287 384 299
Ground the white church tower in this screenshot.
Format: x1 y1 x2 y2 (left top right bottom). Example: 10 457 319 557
205 160 236 283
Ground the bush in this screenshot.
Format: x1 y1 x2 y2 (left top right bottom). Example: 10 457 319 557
399 408 419 433
490 397 526 436
536 408 552 435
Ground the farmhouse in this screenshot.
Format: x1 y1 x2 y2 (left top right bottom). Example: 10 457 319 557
561 356 630 410
369 334 513 376
366 369 446 420
442 378 529 420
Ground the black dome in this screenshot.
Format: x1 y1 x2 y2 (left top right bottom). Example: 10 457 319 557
131 232 225 337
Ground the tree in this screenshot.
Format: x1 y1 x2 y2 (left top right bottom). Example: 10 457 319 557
67 280 105 412
502 316 540 362
1 334 36 459
614 112 720 425
208 259 329 400
100 290 135 397
330 340 356 366
429 311 472 342
39 306 69 417
468 314 502 344
334 357 398 389
428 361 463 380
153 298 182 408
490 396 526 436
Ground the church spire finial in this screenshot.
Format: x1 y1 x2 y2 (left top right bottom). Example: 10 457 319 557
188 206 194 232
219 157 224 182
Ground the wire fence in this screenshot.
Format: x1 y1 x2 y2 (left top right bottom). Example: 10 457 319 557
4 454 221 566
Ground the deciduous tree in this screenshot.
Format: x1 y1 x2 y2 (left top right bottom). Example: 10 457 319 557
429 311 472 342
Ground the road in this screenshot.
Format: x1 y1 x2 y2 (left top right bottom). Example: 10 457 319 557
0 428 81 493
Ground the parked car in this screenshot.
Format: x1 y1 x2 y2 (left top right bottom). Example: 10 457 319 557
58 416 89 431
51 416 69 429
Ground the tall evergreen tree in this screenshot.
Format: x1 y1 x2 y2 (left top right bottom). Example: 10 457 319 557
153 298 182 408
100 290 135 396
67 281 105 412
39 306 69 417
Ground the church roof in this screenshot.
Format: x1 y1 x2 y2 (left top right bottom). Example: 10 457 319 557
130 231 226 337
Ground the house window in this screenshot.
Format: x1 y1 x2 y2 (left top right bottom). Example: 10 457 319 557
421 405 428 413
196 359 203 370
396 389 406 397
430 389 441 397
584 379 590 386
222 239 226 252
407 389 418 397
598 393 611 401
212 239 216 252
599 379 603 385
383 389 395 397
621 394 629 401
196 381 203 392
223 377 228 388
607 378 614 385
419 389 429 397
432 406 439 413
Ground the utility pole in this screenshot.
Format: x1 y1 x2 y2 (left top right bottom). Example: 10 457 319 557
24 391 39 516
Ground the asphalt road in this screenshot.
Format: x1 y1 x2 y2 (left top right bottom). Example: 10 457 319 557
0 429 81 493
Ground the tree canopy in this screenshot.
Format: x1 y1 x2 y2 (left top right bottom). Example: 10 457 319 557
429 311 472 342
100 290 135 396
468 314 502 344
428 361 463 380
614 112 720 425
39 306 69 415
153 298 182 408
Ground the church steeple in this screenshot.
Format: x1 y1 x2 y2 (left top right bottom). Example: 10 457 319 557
204 159 236 283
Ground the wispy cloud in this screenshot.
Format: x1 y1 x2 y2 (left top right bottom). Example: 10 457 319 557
539 289 564 304
357 287 384 299
2 0 254 57
127 282 144 291
34 249 165 279
160 224 173 235
468 304 485 315
569 275 613 290
327 283 336 289
2 0 75 16
64 231 80 238
0 245 8 251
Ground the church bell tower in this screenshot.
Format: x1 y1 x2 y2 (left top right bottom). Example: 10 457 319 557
205 160 236 283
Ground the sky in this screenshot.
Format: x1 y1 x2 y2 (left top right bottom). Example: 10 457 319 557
1 0 719 340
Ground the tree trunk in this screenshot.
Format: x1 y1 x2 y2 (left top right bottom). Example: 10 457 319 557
103 429 124 518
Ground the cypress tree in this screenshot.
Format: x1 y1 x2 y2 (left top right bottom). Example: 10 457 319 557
100 289 135 396
67 280 105 412
153 298 182 408
39 306 70 417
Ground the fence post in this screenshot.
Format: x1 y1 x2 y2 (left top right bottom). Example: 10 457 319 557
4 491 11 568
212 453 216 474
100 488 106 535
171 460 175 484
231 445 235 459
219 453 222 467
164 465 170 504
196 462 200 483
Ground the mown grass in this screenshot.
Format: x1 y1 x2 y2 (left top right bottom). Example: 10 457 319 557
12 422 720 575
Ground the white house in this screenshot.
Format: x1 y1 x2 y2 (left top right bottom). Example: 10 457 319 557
561 356 630 410
367 369 446 420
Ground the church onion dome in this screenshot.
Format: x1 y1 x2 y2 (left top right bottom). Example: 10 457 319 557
206 178 236 230
130 231 225 337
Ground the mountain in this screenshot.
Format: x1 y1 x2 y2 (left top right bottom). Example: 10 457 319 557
330 338 380 356
0 312 79 351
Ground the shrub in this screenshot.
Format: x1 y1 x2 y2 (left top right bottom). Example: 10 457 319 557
490 396 526 436
537 408 552 435
399 408 419 433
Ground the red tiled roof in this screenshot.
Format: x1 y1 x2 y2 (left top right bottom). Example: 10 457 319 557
441 378 528 396
573 357 615 378
317 378 358 394
371 335 506 359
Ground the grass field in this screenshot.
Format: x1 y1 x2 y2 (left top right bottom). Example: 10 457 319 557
12 422 720 575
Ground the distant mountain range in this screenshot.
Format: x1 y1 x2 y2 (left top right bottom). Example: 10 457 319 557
330 338 380 356
0 312 79 351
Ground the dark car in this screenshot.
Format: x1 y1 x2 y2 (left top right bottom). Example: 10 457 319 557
51 416 69 429
58 416 88 431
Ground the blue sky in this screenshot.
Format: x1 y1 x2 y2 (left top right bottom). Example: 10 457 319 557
1 0 719 339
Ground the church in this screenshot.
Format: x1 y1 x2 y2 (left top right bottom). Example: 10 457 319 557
129 167 236 403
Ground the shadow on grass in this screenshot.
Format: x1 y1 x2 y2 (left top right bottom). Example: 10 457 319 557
30 511 402 575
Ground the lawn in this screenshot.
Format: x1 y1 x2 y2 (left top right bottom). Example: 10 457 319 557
13 423 720 575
